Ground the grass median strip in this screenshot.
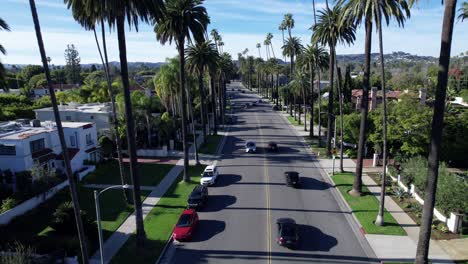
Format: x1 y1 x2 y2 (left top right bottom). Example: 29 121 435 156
332 172 406 236
199 135 222 155
287 115 300 126
111 165 206 264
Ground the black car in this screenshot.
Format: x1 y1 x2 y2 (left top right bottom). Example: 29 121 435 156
276 218 300 249
187 185 208 210
267 141 279 152
272 105 280 111
241 90 245 93
284 171 300 187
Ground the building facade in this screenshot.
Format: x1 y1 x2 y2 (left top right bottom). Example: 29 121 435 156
0 120 100 175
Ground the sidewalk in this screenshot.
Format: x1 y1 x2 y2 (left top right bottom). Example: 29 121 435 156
283 112 467 263
90 132 216 264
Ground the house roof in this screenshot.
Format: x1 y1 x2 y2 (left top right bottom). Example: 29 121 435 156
35 84 79 90
351 89 402 99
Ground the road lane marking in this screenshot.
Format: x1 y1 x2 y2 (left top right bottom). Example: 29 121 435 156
255 111 272 264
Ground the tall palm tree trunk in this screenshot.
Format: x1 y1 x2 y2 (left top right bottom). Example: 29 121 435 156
416 1 457 262
116 15 146 245
197 71 207 141
318 69 322 148
93 22 128 202
336 66 344 172
210 73 218 135
326 47 335 157
187 82 200 166
376 5 387 226
28 1 89 262
351 18 372 196
309 63 315 137
177 38 190 182
302 81 307 131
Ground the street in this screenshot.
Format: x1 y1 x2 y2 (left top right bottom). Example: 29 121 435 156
170 81 377 264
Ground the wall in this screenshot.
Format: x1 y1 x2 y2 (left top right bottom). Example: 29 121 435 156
0 166 95 225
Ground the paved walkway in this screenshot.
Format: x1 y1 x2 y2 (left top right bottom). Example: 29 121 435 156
283 112 467 263
89 132 220 264
82 184 158 191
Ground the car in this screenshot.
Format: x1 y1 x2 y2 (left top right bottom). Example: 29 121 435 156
173 209 199 241
258 99 263 103
276 218 300 249
267 141 279 152
241 90 245 93
200 165 219 186
284 171 300 187
252 102 257 106
187 185 208 209
272 105 280 111
245 141 256 153
237 88 241 91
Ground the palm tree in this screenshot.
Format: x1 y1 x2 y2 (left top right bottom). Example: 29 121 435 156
283 13 294 39
0 18 10 83
312 4 356 158
211 29 220 51
65 0 130 203
282 37 303 118
263 38 270 60
98 0 165 247
155 0 209 182
28 0 89 262
256 43 262 58
266 33 276 59
302 45 329 137
414 1 458 263
186 40 219 142
459 1 468 21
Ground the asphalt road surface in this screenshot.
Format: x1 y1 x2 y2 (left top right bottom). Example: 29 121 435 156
170 81 377 264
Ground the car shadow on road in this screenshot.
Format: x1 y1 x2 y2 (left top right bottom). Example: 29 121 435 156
214 174 242 187
297 224 338 252
202 195 237 212
191 220 226 242
297 177 331 190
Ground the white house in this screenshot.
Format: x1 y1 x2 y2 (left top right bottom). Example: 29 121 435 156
34 103 113 135
0 120 100 175
32 84 79 99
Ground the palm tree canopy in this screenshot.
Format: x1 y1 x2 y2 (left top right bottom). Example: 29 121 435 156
283 13 295 29
185 40 219 74
311 4 356 48
282 36 304 58
459 1 468 21
299 44 330 71
155 0 209 47
65 0 165 30
256 43 261 48
0 18 10 55
340 0 411 28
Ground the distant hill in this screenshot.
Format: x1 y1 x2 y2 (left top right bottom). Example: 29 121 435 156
336 51 438 65
4 61 167 70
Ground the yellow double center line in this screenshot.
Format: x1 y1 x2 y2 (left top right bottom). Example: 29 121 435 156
255 111 272 264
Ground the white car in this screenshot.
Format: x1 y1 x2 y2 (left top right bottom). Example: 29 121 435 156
200 165 219 186
245 141 257 153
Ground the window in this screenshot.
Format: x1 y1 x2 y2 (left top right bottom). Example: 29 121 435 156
90 115 94 120
66 116 72 121
86 134 93 146
70 135 76 147
30 138 45 153
0 144 16 156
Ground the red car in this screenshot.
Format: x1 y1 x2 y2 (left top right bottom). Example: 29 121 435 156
173 209 199 241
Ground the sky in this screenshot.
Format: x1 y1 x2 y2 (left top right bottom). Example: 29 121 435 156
0 0 467 65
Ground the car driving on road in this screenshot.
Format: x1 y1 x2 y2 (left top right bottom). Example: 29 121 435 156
276 218 300 249
200 165 219 186
245 141 256 153
267 141 279 152
173 209 199 241
187 185 208 209
284 171 300 188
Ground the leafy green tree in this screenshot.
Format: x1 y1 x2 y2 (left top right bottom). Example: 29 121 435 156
64 44 82 84
19 65 43 82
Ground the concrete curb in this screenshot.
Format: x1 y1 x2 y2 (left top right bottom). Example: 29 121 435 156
155 236 173 264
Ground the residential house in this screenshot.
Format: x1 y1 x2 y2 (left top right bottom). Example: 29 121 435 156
0 120 100 175
34 103 112 135
352 88 407 111
32 84 79 99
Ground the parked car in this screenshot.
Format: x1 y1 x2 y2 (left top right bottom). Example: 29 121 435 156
272 105 279 111
276 218 299 249
241 90 245 93
245 141 257 153
267 142 279 152
200 165 219 186
187 185 208 209
173 209 199 241
284 171 300 187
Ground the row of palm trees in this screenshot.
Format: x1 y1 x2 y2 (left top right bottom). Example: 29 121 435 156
245 1 465 263
26 0 232 262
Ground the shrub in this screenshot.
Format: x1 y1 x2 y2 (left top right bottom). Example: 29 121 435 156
15 171 33 196
50 202 96 237
1 198 18 214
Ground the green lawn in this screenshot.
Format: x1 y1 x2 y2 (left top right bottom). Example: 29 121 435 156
83 161 174 186
0 185 149 256
199 135 223 155
111 165 206 264
303 135 328 158
332 173 406 236
287 115 300 126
